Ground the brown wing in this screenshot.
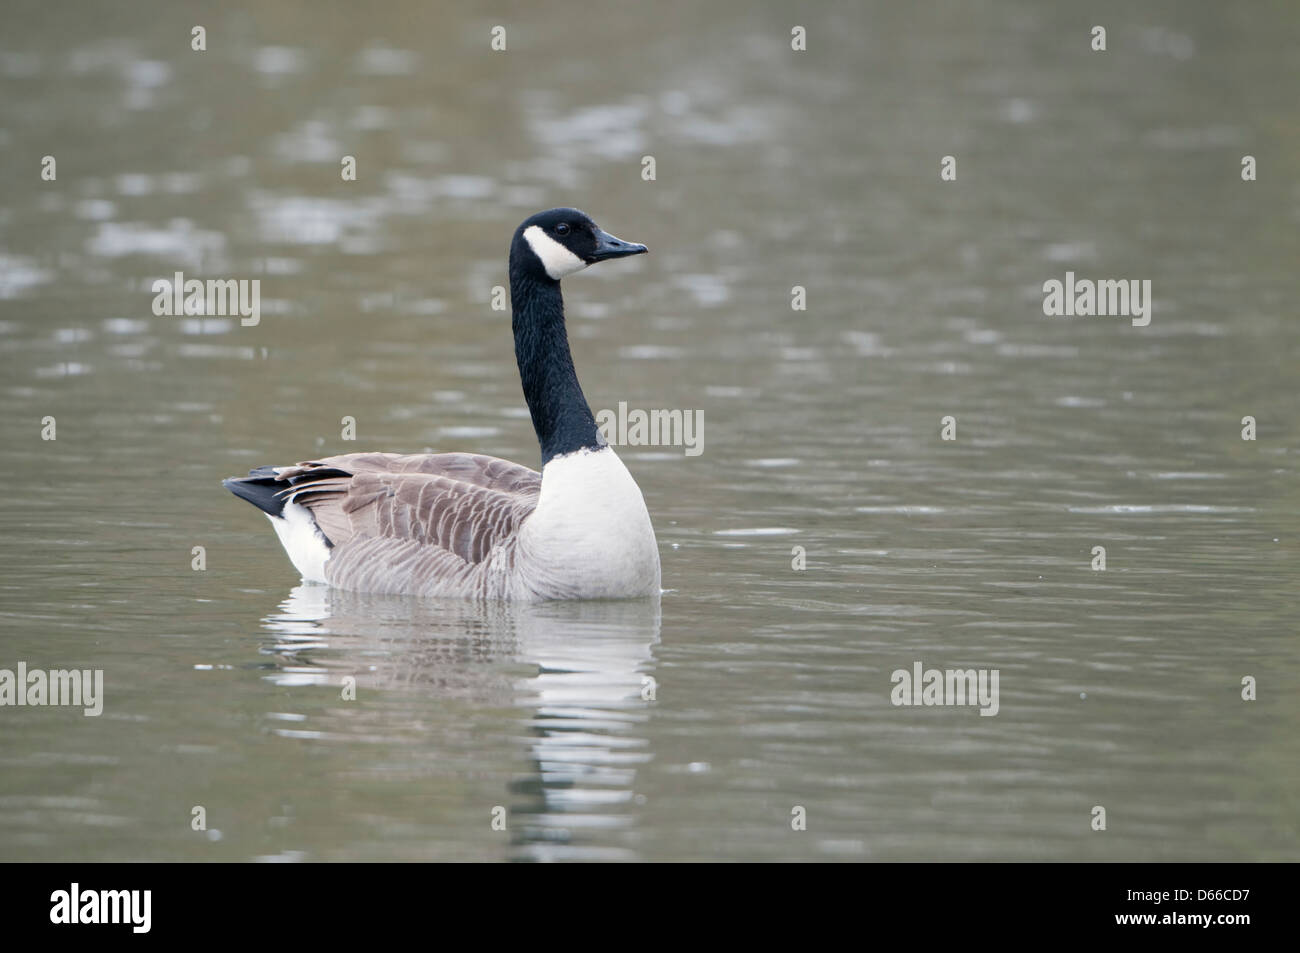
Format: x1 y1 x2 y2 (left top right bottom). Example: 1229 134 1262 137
273 452 541 566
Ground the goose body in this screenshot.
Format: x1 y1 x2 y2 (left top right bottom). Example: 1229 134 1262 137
224 209 661 601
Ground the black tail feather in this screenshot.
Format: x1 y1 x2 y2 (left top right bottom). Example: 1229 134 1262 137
222 469 286 518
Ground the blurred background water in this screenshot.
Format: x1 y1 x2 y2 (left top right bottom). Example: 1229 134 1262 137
0 0 1297 861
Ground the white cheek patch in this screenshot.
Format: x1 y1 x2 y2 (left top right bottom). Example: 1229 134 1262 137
523 225 588 280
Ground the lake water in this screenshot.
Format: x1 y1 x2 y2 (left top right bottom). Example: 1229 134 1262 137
1 1 1297 861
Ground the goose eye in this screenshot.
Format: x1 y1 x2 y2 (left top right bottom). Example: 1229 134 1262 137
555 223 570 236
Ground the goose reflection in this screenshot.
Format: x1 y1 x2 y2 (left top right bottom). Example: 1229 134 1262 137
259 585 661 861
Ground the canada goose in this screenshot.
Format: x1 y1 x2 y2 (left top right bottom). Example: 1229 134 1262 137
223 208 661 600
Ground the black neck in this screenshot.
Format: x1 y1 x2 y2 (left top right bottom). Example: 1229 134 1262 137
510 270 602 466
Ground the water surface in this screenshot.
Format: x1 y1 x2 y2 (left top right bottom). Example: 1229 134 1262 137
1 1 1297 861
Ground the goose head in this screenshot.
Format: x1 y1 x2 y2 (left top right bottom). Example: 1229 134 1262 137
510 207 647 282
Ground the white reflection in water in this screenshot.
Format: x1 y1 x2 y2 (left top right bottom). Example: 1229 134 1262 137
354 46 418 77
261 585 660 861
86 219 226 269
0 254 54 298
528 101 649 162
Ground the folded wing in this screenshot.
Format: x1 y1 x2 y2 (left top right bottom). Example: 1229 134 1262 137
272 452 542 595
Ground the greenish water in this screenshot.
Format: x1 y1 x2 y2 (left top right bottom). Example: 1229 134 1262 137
1 1 1297 861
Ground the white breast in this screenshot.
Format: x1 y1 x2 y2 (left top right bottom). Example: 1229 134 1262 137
516 446 661 599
